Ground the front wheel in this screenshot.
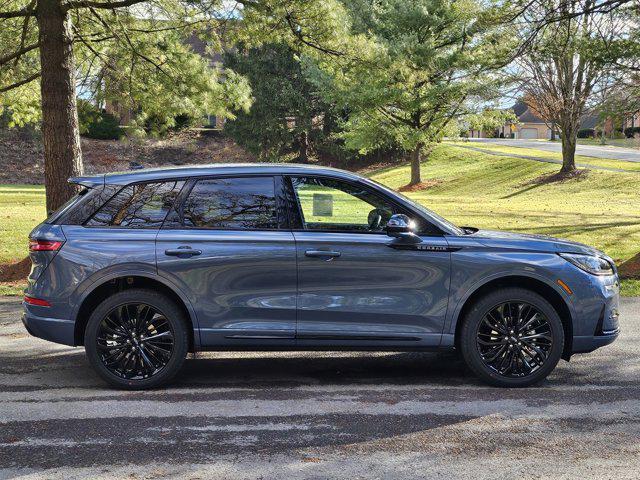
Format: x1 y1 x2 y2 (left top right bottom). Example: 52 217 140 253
460 288 564 387
85 289 189 390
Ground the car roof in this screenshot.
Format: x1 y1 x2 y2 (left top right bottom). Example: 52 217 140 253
69 163 364 187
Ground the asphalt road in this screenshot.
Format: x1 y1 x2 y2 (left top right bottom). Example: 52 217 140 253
467 138 640 162
1 296 639 479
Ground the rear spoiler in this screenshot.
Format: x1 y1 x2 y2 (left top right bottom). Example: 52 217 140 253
68 175 105 189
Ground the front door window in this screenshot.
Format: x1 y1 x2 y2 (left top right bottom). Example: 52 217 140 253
290 177 407 233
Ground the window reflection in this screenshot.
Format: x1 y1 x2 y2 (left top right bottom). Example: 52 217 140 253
181 177 278 230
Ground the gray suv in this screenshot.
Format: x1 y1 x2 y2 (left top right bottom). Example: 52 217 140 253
23 164 620 389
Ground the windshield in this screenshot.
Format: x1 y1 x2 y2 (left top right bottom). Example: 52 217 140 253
364 178 465 235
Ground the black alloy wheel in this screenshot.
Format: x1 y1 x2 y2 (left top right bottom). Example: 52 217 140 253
85 289 188 389
460 287 564 387
476 301 553 378
97 303 174 380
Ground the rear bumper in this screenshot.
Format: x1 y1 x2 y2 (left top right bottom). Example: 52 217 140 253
22 311 75 346
572 330 619 354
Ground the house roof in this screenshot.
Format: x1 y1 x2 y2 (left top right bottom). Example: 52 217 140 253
580 115 599 130
518 109 545 124
512 101 529 117
510 101 546 124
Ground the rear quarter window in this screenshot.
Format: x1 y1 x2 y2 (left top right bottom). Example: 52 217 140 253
45 188 89 224
86 181 185 228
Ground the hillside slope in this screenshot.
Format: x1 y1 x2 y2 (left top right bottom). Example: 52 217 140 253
0 129 253 184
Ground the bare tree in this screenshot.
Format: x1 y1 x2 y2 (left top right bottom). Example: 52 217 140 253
513 0 628 172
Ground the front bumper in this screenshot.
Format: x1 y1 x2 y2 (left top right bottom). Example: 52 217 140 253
569 273 620 355
572 330 619 354
22 311 75 346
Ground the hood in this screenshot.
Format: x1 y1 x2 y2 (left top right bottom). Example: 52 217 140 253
470 229 604 256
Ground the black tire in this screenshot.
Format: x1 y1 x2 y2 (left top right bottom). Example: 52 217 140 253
85 289 189 390
460 287 564 387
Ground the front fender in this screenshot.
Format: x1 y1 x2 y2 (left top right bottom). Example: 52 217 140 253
443 250 576 337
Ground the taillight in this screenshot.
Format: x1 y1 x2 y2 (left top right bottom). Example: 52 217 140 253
28 239 63 252
24 295 51 307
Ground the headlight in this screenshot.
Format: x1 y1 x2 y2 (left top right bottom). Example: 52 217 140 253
559 253 614 276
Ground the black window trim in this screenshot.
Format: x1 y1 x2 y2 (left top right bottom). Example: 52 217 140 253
283 174 445 236
82 178 188 230
162 173 287 232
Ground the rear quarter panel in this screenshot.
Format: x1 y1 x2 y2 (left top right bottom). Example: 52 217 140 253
28 226 157 323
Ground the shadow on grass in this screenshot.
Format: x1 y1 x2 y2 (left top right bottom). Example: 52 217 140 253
501 170 589 199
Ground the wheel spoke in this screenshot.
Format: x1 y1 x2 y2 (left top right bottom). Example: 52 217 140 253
482 316 507 335
477 338 507 346
141 331 173 342
145 341 172 357
520 333 552 342
518 313 541 333
521 339 548 360
516 304 530 330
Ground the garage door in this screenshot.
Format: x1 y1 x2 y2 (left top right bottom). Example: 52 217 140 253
520 128 539 139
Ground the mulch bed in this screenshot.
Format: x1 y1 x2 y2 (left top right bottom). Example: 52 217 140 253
398 180 442 192
0 128 254 185
619 253 640 279
0 257 31 283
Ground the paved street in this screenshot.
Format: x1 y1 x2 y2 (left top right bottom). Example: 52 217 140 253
0 296 639 479
468 138 640 162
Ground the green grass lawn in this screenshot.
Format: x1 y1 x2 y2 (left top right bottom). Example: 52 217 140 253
573 138 640 149
0 184 46 264
484 137 640 149
1 144 639 296
448 141 640 172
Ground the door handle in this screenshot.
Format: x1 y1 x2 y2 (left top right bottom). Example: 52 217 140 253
164 247 202 258
305 250 341 260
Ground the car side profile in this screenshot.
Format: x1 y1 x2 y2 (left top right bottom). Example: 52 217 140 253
22 164 620 389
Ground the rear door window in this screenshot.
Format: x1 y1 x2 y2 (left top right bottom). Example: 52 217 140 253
179 177 278 230
86 180 185 228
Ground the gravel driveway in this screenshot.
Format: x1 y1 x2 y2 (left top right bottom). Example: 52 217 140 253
467 138 640 162
1 296 638 479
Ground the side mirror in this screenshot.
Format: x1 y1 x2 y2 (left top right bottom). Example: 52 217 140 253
386 214 419 242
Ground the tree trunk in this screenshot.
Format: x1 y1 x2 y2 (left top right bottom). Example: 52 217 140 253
37 0 83 214
409 143 423 185
560 127 577 173
550 124 556 141
298 131 309 163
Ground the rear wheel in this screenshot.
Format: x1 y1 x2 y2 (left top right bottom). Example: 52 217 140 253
460 288 564 387
85 289 189 389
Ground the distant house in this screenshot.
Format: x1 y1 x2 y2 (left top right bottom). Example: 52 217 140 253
499 102 552 140
466 102 553 139
623 112 639 131
467 101 607 139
